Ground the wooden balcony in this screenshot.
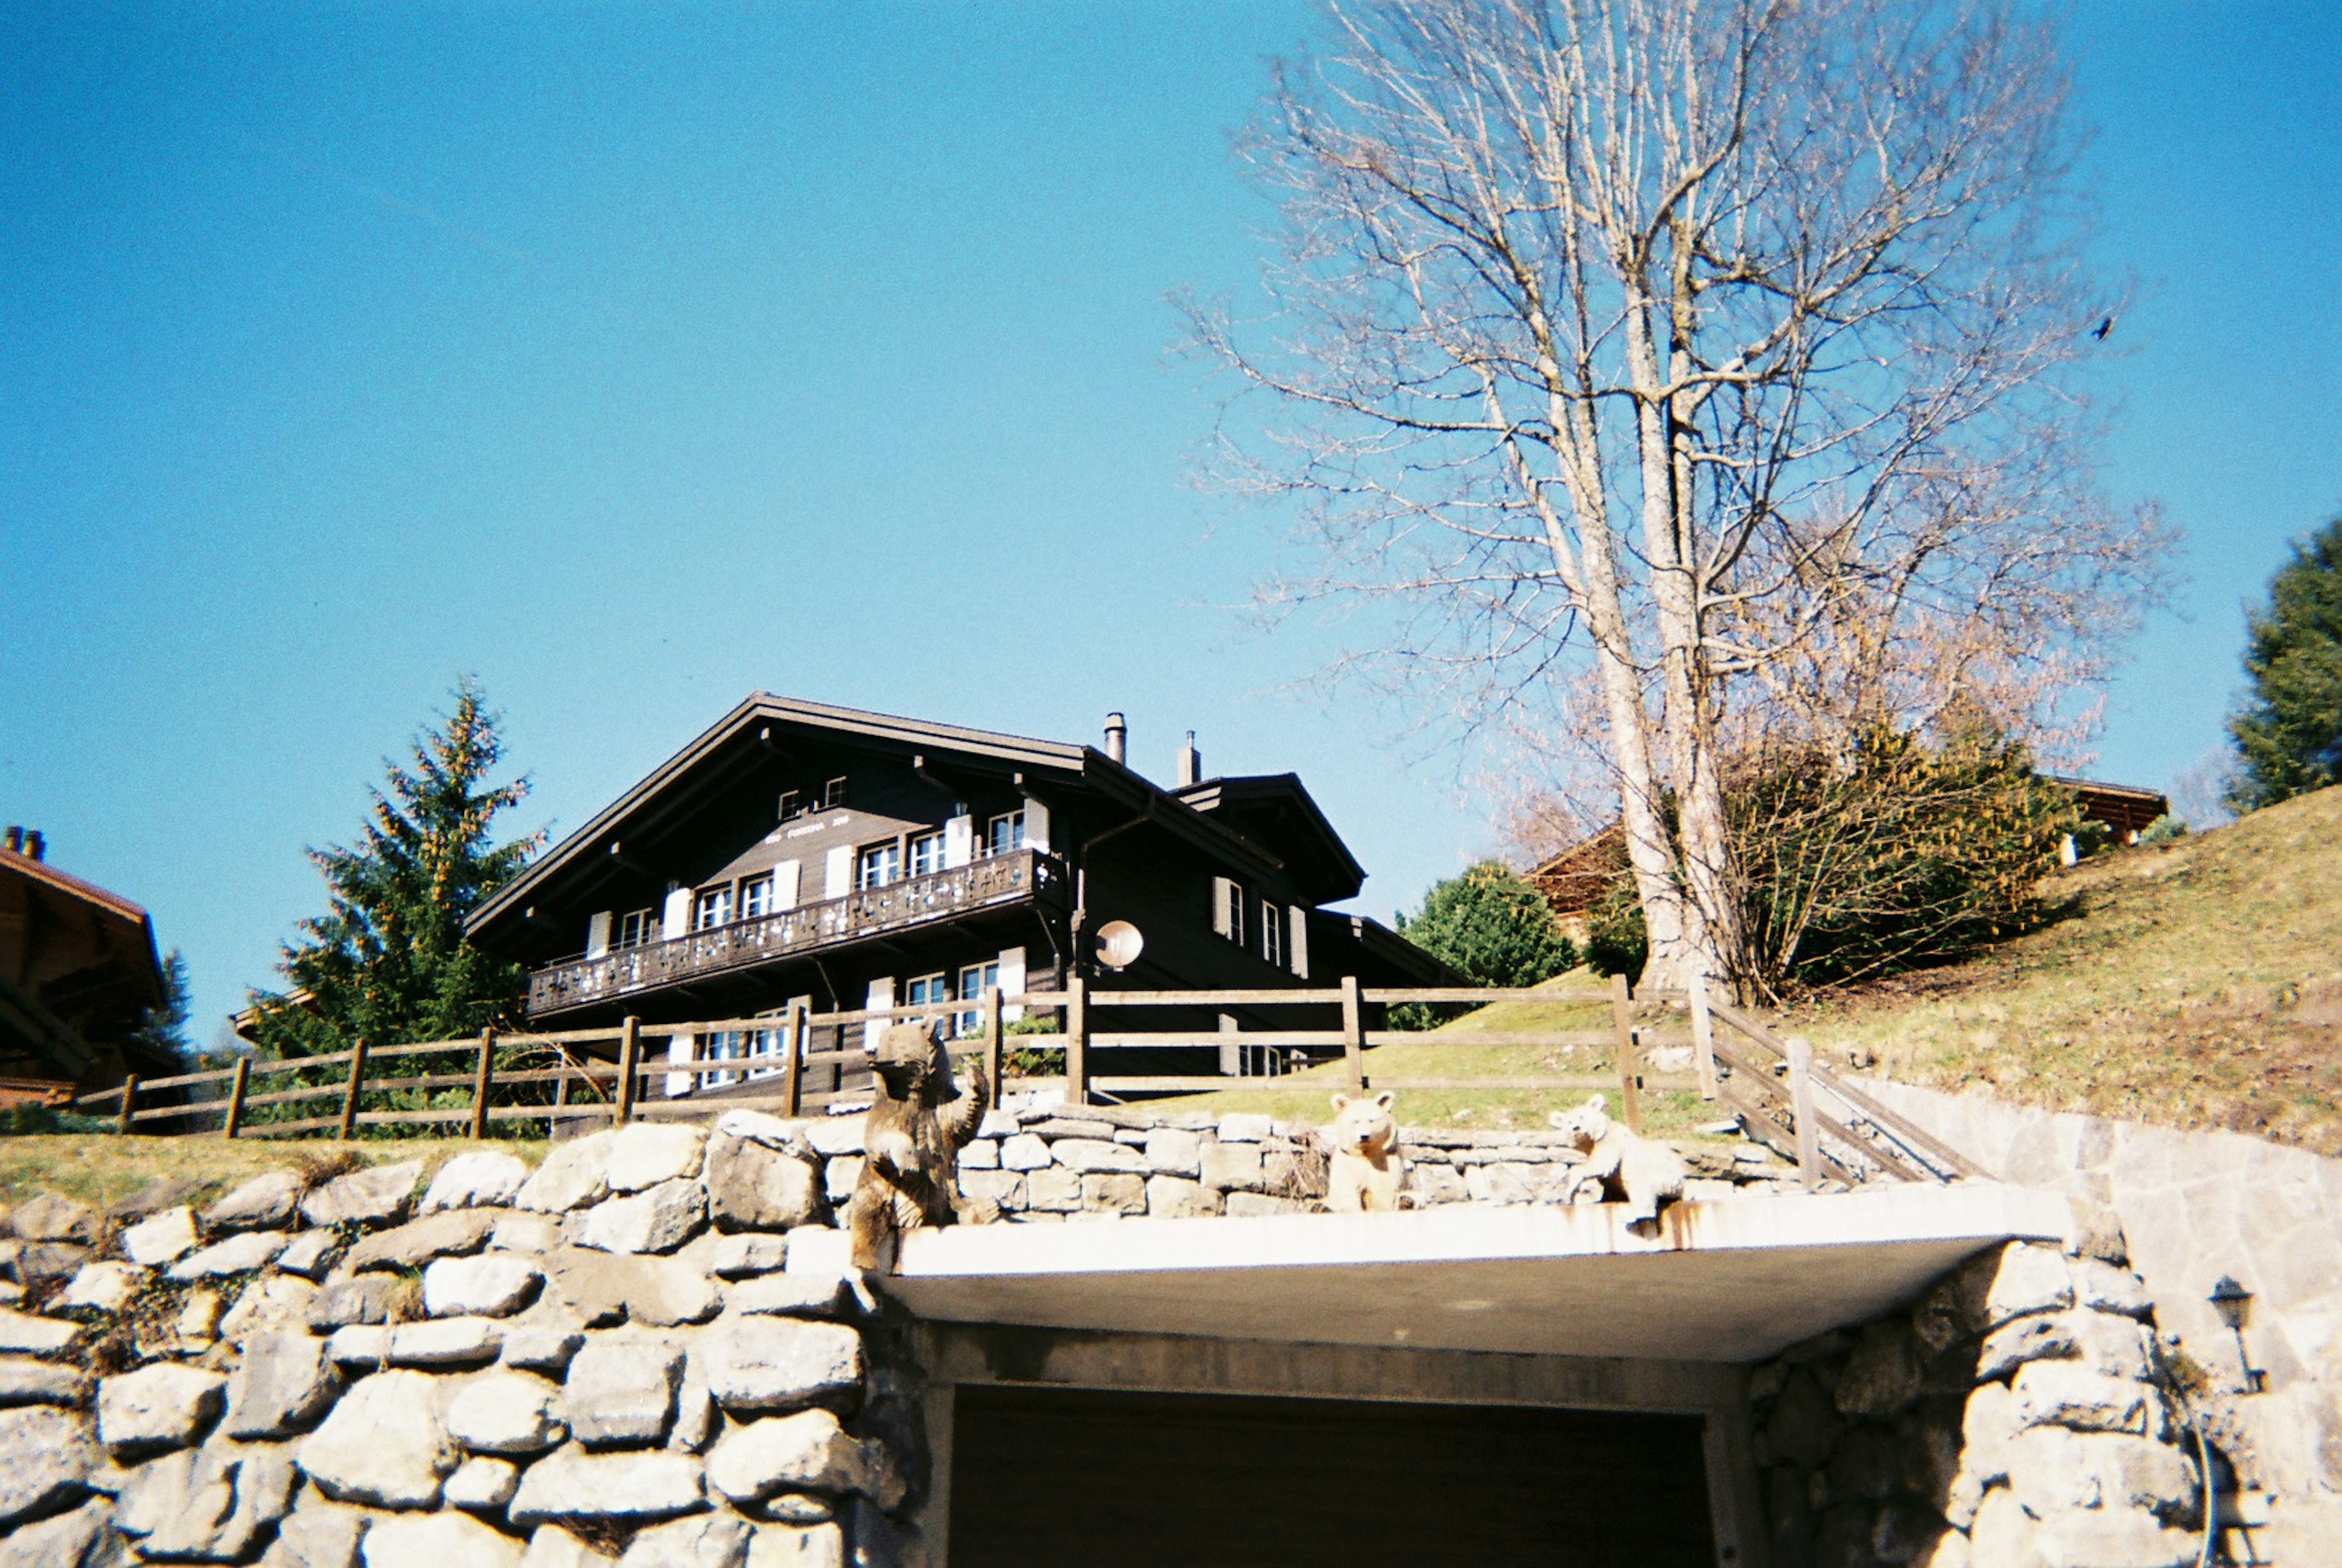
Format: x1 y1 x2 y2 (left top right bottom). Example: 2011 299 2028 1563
524 849 1066 1019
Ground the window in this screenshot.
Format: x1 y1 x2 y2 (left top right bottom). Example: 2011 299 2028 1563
986 810 1026 857
1223 881 1245 946
908 829 947 878
777 789 803 822
858 841 901 890
742 1017 787 1081
703 1030 741 1089
693 887 734 931
905 971 952 1034
739 875 773 920
1261 898 1283 967
821 776 848 809
617 908 659 950
954 959 1001 1038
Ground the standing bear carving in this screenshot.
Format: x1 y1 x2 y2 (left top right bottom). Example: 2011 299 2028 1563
1551 1093 1686 1234
848 1021 990 1271
1323 1090 1404 1213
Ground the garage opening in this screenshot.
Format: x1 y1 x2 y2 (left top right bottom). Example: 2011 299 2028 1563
948 1384 1717 1568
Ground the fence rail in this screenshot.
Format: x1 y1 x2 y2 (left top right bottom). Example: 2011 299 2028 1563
70 976 1977 1183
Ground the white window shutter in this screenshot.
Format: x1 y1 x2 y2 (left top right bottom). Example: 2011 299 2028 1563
1211 877 1236 939
586 911 612 959
1023 797 1051 853
661 886 693 940
944 814 973 869
865 977 895 1047
773 859 802 910
825 845 853 899
997 945 1026 1023
1287 905 1309 979
665 1031 697 1098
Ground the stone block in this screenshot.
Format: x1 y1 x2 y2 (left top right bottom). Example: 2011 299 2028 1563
495 1211 567 1255
704 1318 864 1414
12 1239 89 1284
120 1439 298 1561
1199 1143 1264 1192
204 1170 304 1232
1051 1138 1147 1174
224 1331 340 1439
348 1208 501 1272
387 1316 504 1367
707 1132 823 1232
566 1336 686 1447
1023 1167 1081 1212
445 1455 521 1510
0 1354 87 1408
1979 1308 2152 1383
263 1496 372 1568
2032 1504 2201 1568
425 1253 545 1317
1144 1175 1220 1219
802 1118 865 1158
446 1369 570 1455
169 1230 287 1280
363 1510 526 1568
747 1523 843 1568
519 1525 620 1568
607 1125 707 1192
0 1495 117 1568
223 1273 320 1341
517 1131 617 1212
1225 1193 1305 1217
10 1191 96 1242
709 1234 790 1278
57 1259 146 1312
420 1151 533 1213
998 1134 1050 1172
2005 1427 2197 1520
1402 1165 1467 1205
98 1361 226 1454
956 1140 998 1170
1144 1128 1202 1176
325 1325 389 1367
123 1205 201 1266
729 1273 849 1319
957 1169 1024 1209
1835 1320 1921 1419
1217 1113 1272 1143
669 1356 715 1455
543 1247 717 1327
707 1407 892 1506
301 1159 424 1228
1763 1369 1842 1472
309 1271 399 1331
504 1324 587 1374
0 1404 95 1527
1081 1173 1147 1214
278 1230 340 1280
2013 1361 2158 1436
298 1369 457 1508
1463 1164 1539 1205
618 1513 751 1568
579 1180 707 1255
2071 1258 2154 1320
507 1445 706 1525
1979 1242 2075 1330
823 1158 863 1205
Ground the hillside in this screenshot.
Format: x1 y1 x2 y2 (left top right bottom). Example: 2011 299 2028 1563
1794 783 2342 1155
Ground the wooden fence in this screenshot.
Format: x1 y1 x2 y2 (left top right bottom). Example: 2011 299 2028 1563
67 976 1977 1188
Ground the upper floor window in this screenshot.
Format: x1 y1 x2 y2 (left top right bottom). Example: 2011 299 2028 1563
986 811 1026 858
739 875 773 920
777 789 803 822
694 887 734 931
908 829 947 878
617 908 659 950
820 776 848 809
1261 898 1284 967
858 840 901 890
1219 879 1246 947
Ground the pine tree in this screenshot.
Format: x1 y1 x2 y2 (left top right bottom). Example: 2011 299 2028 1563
127 948 193 1065
1392 862 1575 1028
2228 517 2342 811
245 679 544 1058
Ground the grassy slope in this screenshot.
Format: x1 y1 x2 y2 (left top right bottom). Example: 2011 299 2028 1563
0 1136 543 1212
1791 784 2342 1155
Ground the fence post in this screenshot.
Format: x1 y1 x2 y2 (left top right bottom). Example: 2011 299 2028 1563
116 1075 138 1137
1609 973 1643 1134
337 1039 369 1141
222 1057 251 1140
1688 972 1719 1101
469 1028 496 1140
1339 973 1366 1095
783 1003 808 1119
1065 976 1089 1107
983 986 1004 1098
615 1016 642 1125
1786 1036 1821 1191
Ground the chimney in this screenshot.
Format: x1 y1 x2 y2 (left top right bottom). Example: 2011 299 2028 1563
1103 712 1127 766
1176 731 1202 789
2 826 19 856
23 830 43 862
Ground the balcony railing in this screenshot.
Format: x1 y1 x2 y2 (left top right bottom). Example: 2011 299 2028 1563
525 849 1065 1018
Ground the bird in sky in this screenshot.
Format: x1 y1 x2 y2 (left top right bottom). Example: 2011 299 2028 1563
2093 315 2116 341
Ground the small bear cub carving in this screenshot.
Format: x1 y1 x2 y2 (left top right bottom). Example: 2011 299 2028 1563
1323 1089 1403 1213
848 1020 990 1272
1550 1092 1686 1234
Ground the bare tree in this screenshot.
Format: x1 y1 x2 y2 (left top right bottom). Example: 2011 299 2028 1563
1188 0 2167 996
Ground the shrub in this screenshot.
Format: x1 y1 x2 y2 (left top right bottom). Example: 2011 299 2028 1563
1391 861 1577 1028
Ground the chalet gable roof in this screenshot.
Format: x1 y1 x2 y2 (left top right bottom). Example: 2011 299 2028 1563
1173 773 1366 903
470 695 1367 935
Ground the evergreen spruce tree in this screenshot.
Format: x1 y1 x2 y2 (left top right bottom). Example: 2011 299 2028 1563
245 679 544 1058
1392 861 1575 1028
2227 516 2342 811
127 948 193 1065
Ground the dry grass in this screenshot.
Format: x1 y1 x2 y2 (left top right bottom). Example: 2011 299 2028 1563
0 1135 544 1212
1782 784 2342 1154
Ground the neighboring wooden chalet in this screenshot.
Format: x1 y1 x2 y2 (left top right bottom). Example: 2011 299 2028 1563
464 696 1455 1102
2049 776 2169 848
0 826 175 1103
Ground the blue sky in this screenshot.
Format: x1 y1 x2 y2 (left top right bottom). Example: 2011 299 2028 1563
4 3 2337 1044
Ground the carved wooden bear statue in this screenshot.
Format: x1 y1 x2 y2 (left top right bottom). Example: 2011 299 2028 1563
1323 1090 1403 1212
1550 1092 1686 1234
848 1020 990 1272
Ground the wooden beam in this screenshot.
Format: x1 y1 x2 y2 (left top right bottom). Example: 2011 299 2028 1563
1688 972 1719 1101
468 1028 496 1141
222 1058 251 1140
1786 1036 1820 1191
116 1075 138 1137
1065 976 1089 1107
983 986 1004 1103
1610 973 1642 1134
336 1039 369 1142
615 1016 642 1125
1339 974 1366 1095
782 1001 807 1119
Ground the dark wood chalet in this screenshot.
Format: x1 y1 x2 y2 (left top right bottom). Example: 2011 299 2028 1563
465 696 1455 1103
0 826 176 1104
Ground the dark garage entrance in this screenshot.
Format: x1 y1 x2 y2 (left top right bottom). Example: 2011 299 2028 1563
948 1384 1717 1568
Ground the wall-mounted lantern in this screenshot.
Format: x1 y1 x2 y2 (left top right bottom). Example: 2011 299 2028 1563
2208 1275 2264 1392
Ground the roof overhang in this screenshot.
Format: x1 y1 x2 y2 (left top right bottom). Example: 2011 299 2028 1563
818 1183 2072 1364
